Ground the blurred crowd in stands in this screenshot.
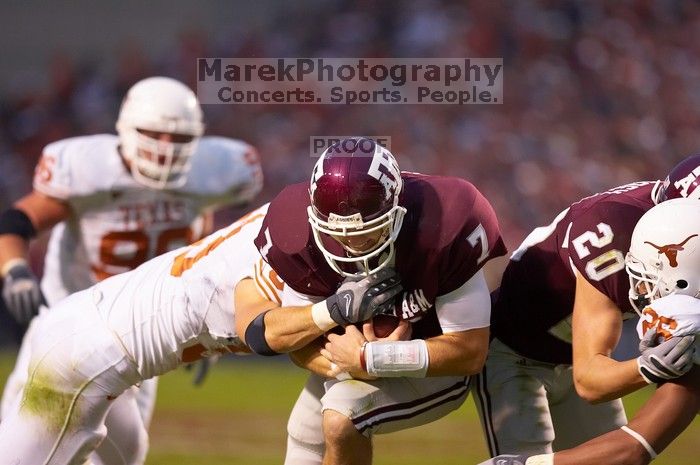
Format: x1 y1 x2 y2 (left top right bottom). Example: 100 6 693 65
1 0 699 254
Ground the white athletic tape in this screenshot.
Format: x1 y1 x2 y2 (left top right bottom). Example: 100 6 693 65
365 339 429 377
311 301 336 331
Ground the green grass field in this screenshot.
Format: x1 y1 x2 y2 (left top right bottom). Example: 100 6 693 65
0 353 697 464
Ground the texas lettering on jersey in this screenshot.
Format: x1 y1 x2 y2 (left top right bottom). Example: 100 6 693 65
492 182 656 364
255 173 507 339
118 199 189 227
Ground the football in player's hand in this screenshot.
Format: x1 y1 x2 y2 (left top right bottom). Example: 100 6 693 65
370 314 401 338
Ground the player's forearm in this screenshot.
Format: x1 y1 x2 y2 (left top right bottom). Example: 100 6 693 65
235 278 333 354
573 356 647 403
0 193 69 269
425 328 488 376
0 235 30 270
553 430 649 465
289 337 331 376
624 370 700 455
263 306 331 353
555 374 700 465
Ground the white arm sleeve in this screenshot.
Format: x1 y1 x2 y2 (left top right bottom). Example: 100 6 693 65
281 285 323 307
435 270 491 333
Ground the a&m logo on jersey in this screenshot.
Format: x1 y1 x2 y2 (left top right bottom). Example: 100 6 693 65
400 288 432 321
644 234 698 267
641 307 678 341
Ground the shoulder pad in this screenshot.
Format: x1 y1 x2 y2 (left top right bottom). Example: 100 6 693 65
183 136 263 203
33 134 123 199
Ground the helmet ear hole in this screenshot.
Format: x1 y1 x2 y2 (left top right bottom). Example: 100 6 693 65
677 279 689 289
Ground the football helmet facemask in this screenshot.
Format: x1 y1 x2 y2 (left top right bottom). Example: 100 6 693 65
625 198 700 314
308 138 406 278
116 77 205 189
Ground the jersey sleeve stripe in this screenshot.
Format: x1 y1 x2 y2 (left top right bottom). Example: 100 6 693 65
254 259 281 304
258 262 282 303
260 259 282 303
254 270 275 303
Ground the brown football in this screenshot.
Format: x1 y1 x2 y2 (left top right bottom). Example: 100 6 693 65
370 314 401 338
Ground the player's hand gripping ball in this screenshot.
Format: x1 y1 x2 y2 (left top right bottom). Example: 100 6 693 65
370 314 401 338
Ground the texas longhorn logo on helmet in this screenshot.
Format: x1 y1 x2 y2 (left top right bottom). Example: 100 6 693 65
644 234 698 267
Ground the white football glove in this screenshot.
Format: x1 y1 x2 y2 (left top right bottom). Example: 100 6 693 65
637 329 695 384
2 260 45 325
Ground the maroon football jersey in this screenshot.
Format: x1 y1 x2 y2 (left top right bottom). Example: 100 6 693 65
492 182 656 364
255 173 507 339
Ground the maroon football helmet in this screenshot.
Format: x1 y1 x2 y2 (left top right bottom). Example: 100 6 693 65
308 137 406 277
653 154 700 203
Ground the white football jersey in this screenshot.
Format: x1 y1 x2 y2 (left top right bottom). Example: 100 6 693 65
34 134 263 304
92 204 282 379
636 294 700 364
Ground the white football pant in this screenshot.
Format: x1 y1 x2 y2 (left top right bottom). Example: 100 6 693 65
472 338 627 456
284 373 470 465
1 304 157 465
0 290 145 465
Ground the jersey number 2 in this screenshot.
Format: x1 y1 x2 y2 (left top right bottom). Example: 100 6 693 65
570 223 625 281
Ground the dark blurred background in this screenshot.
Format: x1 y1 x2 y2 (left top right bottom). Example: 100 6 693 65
1 0 699 340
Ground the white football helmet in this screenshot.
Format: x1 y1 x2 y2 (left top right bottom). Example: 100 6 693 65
625 197 700 314
116 77 205 188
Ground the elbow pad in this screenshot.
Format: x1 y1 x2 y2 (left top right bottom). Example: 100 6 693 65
0 208 37 240
244 311 279 356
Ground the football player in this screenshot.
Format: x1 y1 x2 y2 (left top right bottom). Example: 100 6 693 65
0 205 281 464
480 198 700 465
0 205 394 464
234 138 507 465
0 76 263 464
473 155 699 457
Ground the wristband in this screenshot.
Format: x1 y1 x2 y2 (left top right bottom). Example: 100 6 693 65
0 208 37 240
311 301 337 331
365 340 429 377
621 425 657 460
360 341 368 372
1 258 28 277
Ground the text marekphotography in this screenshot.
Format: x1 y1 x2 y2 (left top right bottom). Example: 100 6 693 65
197 58 503 105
